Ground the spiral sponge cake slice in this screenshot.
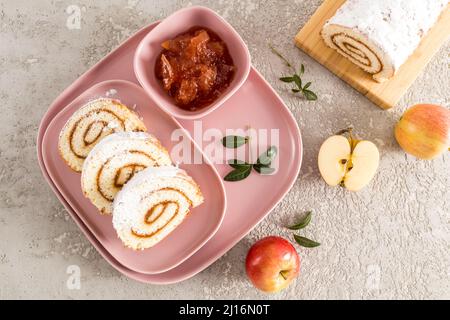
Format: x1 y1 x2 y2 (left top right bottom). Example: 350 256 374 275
81 132 172 215
58 98 146 172
112 166 204 250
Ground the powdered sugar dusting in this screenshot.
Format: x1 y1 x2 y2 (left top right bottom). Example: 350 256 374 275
105 88 118 97
327 0 448 69
112 166 181 231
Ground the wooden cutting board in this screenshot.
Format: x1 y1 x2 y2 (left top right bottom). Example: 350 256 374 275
295 0 450 109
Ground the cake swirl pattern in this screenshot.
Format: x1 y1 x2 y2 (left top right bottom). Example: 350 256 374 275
329 33 383 74
58 98 146 172
112 167 204 250
81 132 172 215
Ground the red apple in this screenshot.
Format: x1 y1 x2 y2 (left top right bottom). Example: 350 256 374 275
245 236 300 293
395 104 450 159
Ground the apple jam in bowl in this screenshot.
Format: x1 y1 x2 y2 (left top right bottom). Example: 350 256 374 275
134 6 251 119
155 27 235 111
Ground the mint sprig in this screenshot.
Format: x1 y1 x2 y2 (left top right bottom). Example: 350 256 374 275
224 146 278 182
287 211 320 248
270 44 318 101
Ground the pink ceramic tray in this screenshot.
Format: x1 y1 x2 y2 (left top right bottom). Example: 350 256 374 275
37 21 302 284
42 80 227 274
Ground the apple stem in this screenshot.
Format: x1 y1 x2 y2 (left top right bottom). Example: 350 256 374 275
337 127 359 152
336 127 353 136
336 127 358 187
279 270 289 280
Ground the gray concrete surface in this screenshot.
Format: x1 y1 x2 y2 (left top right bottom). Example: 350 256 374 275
1 0 449 300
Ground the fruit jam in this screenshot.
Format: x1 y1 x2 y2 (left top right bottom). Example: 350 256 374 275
155 26 236 111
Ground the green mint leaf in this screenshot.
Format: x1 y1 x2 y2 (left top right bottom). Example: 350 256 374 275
292 88 301 93
293 74 302 90
287 211 312 230
253 164 276 175
224 166 252 182
300 64 305 76
280 77 295 83
293 234 320 248
303 89 318 101
228 159 251 170
303 82 312 89
222 135 249 148
257 146 278 166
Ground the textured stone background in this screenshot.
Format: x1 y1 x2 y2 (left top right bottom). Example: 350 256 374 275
1 0 449 299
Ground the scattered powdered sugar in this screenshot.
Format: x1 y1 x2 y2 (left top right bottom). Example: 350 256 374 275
54 232 69 243
26 58 39 64
79 98 120 116
122 166 180 187
93 131 152 148
82 131 155 173
107 121 119 129
105 89 118 97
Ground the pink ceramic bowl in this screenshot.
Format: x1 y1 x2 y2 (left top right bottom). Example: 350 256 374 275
134 6 251 120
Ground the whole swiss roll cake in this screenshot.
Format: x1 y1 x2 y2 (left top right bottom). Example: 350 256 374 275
81 132 172 215
112 166 204 250
58 98 146 172
321 0 448 82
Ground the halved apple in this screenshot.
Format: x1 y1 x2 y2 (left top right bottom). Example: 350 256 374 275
318 129 380 191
